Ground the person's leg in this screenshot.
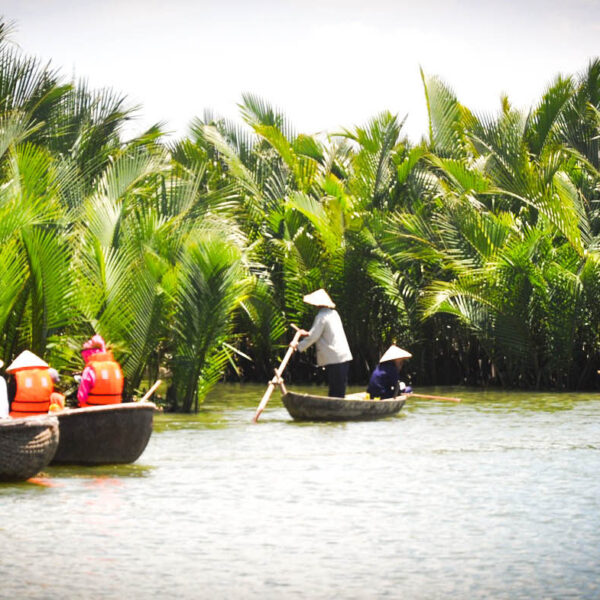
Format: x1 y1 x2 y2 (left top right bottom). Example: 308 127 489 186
326 364 341 397
326 361 350 398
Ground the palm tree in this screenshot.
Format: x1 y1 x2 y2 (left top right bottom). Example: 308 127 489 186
5 12 600 396
405 70 600 388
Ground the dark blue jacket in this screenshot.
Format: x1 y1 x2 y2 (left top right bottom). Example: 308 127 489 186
367 362 400 399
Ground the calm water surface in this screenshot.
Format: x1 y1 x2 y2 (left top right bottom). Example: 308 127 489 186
1 385 600 599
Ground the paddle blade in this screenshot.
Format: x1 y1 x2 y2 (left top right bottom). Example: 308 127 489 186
253 383 275 422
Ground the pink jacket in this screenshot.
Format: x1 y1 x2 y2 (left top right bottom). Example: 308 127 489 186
77 367 97 406
77 335 105 406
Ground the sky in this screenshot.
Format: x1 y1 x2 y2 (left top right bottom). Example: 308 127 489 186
2 0 600 142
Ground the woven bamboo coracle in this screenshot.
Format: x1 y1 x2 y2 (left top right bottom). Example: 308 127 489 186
0 416 59 482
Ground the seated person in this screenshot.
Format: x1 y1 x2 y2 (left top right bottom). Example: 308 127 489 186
367 345 412 399
78 335 124 407
6 351 64 417
0 360 8 418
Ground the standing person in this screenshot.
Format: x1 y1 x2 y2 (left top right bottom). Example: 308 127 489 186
77 334 124 407
367 345 412 400
291 289 353 398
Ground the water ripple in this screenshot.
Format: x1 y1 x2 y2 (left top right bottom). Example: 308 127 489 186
2 385 600 599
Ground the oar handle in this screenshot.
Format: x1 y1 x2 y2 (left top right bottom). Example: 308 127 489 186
138 380 162 403
253 326 303 422
273 329 302 378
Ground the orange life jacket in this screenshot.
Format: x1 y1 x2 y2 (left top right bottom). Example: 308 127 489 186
86 352 123 405
10 368 54 417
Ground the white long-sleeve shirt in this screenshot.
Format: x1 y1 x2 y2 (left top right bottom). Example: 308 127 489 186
297 308 353 367
0 376 8 418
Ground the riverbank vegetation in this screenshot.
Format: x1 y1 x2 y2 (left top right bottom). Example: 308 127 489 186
1 19 600 408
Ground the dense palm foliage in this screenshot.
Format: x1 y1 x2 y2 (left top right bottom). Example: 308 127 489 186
0 23 252 409
1 19 600 410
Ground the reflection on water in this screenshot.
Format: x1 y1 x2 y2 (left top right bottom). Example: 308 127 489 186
2 384 600 599
46 463 155 479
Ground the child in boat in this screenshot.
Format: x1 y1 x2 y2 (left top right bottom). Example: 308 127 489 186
290 289 353 398
77 335 124 407
367 345 413 399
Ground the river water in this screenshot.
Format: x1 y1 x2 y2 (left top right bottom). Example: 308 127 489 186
1 384 600 599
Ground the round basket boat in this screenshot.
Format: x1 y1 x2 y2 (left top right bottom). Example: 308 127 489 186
51 402 156 465
0 416 60 482
282 391 406 422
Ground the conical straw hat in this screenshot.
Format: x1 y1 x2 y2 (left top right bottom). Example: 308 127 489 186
0 359 3 369
303 289 335 309
6 350 49 373
380 345 412 363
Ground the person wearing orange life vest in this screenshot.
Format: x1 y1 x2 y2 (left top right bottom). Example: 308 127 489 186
6 350 62 418
77 335 124 407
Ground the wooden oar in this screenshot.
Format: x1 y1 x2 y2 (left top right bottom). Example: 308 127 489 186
137 380 162 403
407 392 461 403
347 391 461 402
253 327 303 422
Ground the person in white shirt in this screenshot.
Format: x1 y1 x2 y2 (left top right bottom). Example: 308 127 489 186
291 289 353 398
0 360 8 418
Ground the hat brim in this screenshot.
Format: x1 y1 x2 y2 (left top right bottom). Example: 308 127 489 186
303 289 336 309
379 345 412 362
6 350 49 373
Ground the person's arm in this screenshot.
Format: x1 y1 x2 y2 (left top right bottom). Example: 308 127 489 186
297 313 326 352
383 364 400 398
399 381 412 394
289 329 309 350
77 366 96 407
